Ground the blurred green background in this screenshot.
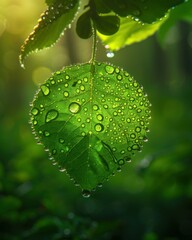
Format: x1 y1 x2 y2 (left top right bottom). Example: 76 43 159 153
0 0 192 239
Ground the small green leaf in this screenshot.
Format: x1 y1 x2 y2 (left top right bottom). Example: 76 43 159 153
76 11 93 39
158 0 192 43
30 62 151 192
98 16 168 51
104 0 186 23
93 15 120 35
20 0 79 67
94 0 111 14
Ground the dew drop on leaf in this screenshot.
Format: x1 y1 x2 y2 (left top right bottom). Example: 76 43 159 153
118 159 125 166
45 109 59 123
68 102 81 114
41 85 50 96
33 120 38 125
31 107 39 116
63 91 69 97
105 65 115 74
93 104 99 111
97 114 104 121
44 131 50 137
95 123 104 132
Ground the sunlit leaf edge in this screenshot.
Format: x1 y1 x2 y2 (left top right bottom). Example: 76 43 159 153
20 0 80 67
97 15 168 51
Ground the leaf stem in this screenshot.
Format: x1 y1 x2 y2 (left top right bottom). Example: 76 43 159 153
90 23 97 64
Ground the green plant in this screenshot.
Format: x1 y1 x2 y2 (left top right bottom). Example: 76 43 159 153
20 0 188 196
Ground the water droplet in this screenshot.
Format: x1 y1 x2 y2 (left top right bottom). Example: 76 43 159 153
33 120 38 125
41 85 50 96
97 183 103 188
68 102 81 114
82 189 91 198
52 149 57 155
118 159 125 166
117 74 123 81
105 65 115 74
95 123 104 132
31 107 39 116
132 144 140 151
44 131 50 137
130 133 136 139
80 85 85 91
63 91 69 97
59 138 64 144
135 126 141 133
93 104 99 111
45 109 59 123
50 79 55 85
117 166 121 172
124 156 132 163
97 114 104 121
59 168 66 172
83 77 88 83
143 136 148 142
115 68 120 74
106 51 115 58
103 104 108 109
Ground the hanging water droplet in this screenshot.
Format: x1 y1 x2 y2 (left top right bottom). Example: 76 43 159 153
45 109 59 123
143 136 148 142
41 85 50 96
95 123 104 132
59 167 66 172
124 156 132 163
82 189 91 198
68 102 81 114
106 50 115 58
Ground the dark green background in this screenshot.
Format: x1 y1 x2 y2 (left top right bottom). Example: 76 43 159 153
0 1 192 239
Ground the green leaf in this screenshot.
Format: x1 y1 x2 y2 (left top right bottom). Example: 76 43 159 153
30 62 151 193
20 0 79 67
93 15 120 35
94 0 111 14
157 0 192 43
76 11 93 39
98 16 168 51
104 0 186 23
